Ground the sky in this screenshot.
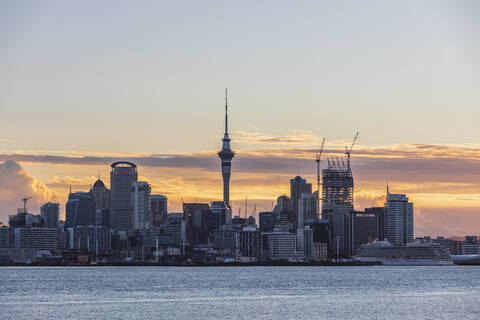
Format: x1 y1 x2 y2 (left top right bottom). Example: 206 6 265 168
0 1 479 236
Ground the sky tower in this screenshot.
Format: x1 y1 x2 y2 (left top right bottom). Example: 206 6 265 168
218 89 235 208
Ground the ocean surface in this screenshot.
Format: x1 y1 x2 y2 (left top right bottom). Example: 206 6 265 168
1 266 479 319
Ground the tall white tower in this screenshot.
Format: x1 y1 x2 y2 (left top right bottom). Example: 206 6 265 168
385 186 414 246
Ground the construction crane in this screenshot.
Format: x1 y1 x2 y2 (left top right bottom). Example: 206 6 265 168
21 196 32 213
315 138 325 214
345 132 359 167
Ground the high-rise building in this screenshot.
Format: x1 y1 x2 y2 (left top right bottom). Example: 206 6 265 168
110 162 138 231
151 195 168 226
131 181 151 230
92 178 110 210
65 191 96 228
183 203 209 244
218 90 234 208
322 158 354 257
365 207 385 241
351 211 378 252
297 192 318 229
41 202 59 229
384 187 414 246
290 176 312 224
259 212 279 233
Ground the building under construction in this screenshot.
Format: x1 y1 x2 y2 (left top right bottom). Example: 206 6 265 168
322 157 354 257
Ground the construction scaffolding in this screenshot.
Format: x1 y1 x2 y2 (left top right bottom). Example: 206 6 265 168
322 157 354 211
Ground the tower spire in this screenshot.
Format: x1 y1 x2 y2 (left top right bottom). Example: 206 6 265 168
225 88 228 134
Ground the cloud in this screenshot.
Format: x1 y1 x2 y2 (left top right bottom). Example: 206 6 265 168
0 160 57 224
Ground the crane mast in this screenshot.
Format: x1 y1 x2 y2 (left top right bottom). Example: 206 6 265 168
345 132 359 168
315 138 325 215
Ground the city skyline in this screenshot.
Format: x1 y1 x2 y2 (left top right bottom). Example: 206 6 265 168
1 1 480 237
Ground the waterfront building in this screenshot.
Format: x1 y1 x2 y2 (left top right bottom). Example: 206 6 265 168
264 230 297 261
207 201 231 232
213 228 238 252
65 191 96 228
110 161 138 231
296 227 313 259
40 202 59 229
322 158 354 256
312 242 328 261
68 226 111 255
384 187 414 246
239 227 260 261
218 90 235 208
131 181 151 230
151 195 168 226
0 226 11 248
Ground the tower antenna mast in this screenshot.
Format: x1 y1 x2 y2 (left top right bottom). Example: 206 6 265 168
315 138 325 214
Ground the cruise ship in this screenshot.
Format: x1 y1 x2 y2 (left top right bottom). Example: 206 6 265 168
353 240 454 266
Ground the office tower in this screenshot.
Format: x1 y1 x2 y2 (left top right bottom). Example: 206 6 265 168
92 178 110 210
218 90 235 207
322 158 354 257
65 191 96 228
290 176 313 223
296 227 313 259
297 192 318 229
12 228 57 251
131 181 151 230
207 201 230 232
151 195 168 226
259 212 279 232
183 203 209 244
110 161 138 231
365 207 385 241
351 211 378 252
384 186 414 246
213 228 237 252
41 202 59 229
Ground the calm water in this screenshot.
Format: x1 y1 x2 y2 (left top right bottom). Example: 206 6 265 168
1 266 479 319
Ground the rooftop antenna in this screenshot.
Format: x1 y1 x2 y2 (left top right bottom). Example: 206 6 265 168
244 196 248 220
315 137 325 214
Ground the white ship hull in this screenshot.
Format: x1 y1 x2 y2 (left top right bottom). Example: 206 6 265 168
354 256 454 266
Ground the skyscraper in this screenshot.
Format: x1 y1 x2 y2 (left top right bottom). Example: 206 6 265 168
41 202 59 229
131 181 151 230
110 161 138 231
92 178 110 210
65 191 96 228
384 186 414 246
218 89 234 208
151 194 168 226
322 158 354 257
290 176 312 217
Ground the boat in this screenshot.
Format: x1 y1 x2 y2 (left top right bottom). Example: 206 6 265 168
353 240 454 266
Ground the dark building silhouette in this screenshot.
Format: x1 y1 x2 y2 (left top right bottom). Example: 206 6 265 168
110 162 138 231
259 211 279 232
365 207 385 241
351 211 378 252
183 203 209 244
65 191 96 228
41 202 59 229
151 195 168 226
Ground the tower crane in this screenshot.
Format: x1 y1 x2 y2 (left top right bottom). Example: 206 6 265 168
315 138 325 214
21 197 32 213
345 132 359 168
